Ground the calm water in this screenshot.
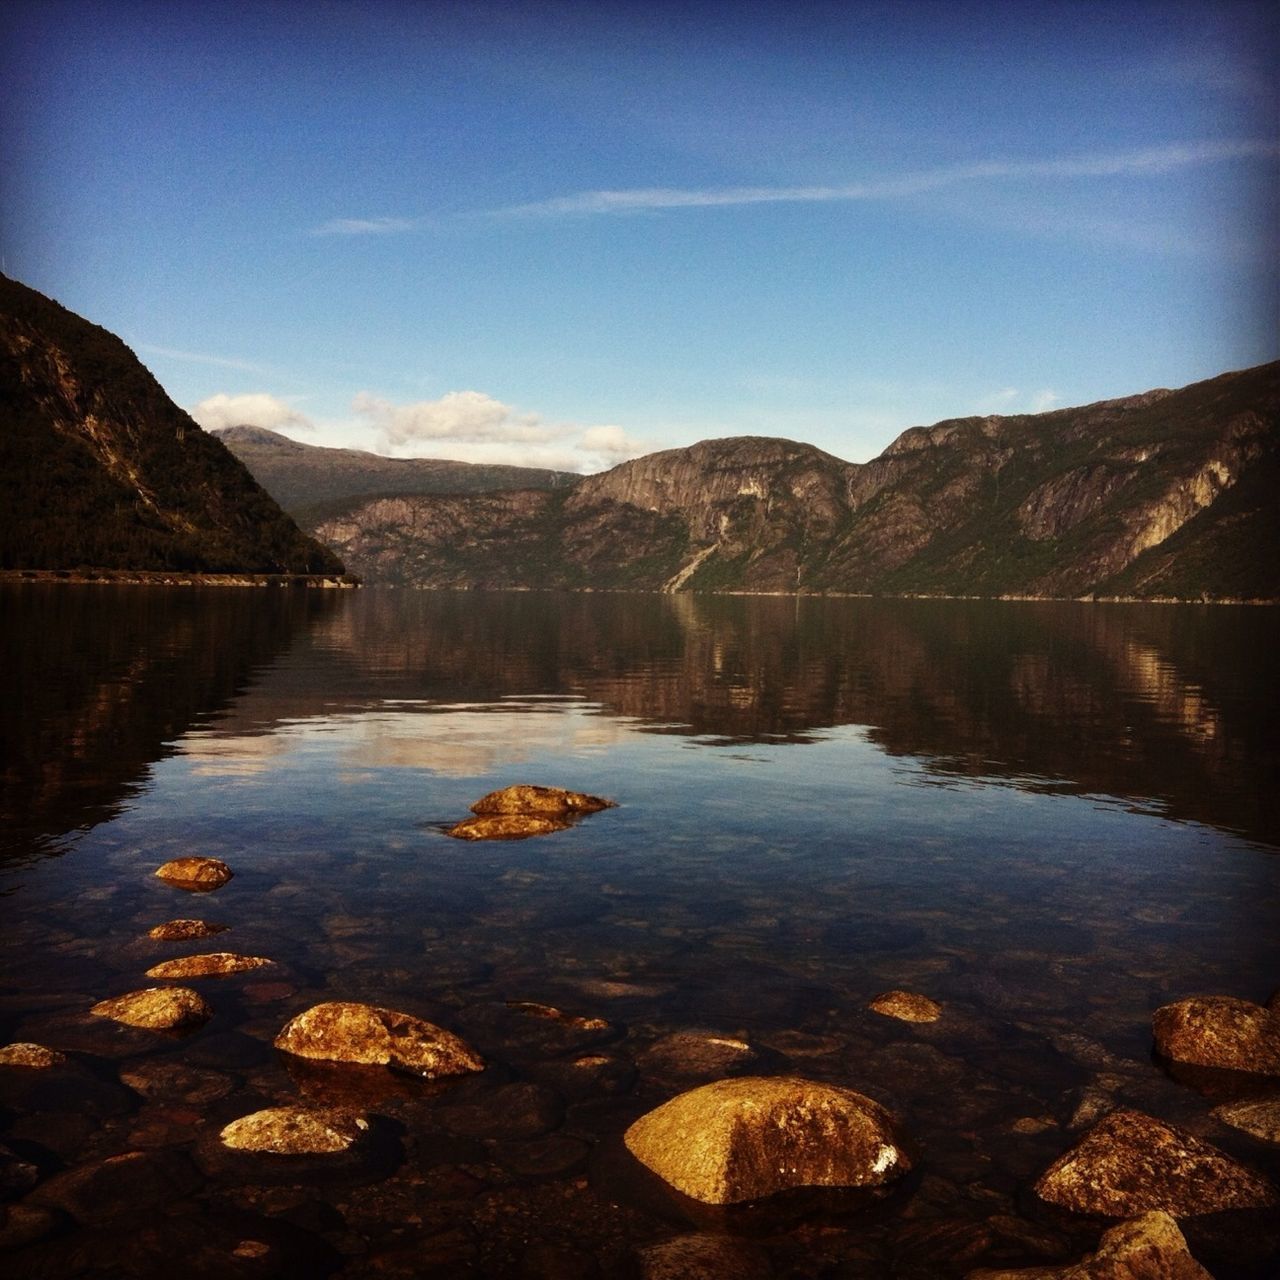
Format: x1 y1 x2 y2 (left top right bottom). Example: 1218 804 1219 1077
1 586 1278 1277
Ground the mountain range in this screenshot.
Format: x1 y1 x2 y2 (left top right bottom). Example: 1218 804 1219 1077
219 363 1278 600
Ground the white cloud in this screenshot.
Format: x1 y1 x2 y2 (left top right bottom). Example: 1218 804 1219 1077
310 216 415 236
1029 389 1059 414
190 392 314 433
976 387 1061 416
136 343 272 374
352 390 651 473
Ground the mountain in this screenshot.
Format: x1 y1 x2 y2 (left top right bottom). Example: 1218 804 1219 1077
212 425 575 516
304 362 1279 600
0 275 344 576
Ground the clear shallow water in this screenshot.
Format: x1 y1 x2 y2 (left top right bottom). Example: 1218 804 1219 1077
1 587 1278 1277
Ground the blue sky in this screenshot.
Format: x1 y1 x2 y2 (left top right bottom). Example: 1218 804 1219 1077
2 0 1276 471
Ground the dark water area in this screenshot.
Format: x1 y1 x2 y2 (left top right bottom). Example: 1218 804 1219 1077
1 585 1278 1277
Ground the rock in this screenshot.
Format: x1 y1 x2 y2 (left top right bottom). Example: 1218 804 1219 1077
0 1141 39 1198
0 1042 66 1068
623 1075 911 1205
1033 1109 1279 1215
438 1081 563 1139
147 919 230 941
154 857 234 890
27 1149 200 1225
145 952 273 979
637 1231 773 1279
0 1202 59 1251
274 1001 483 1078
1212 1096 1280 1143
506 1001 609 1032
90 987 213 1031
870 990 943 1023
638 1029 763 1082
445 813 571 840
469 784 615 815
1152 996 1280 1075
966 1210 1211 1279
118 1060 235 1105
220 1106 369 1155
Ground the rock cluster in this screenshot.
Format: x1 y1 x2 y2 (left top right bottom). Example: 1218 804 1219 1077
445 784 614 840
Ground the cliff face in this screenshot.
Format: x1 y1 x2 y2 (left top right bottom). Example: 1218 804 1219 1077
0 276 344 575
307 362 1278 600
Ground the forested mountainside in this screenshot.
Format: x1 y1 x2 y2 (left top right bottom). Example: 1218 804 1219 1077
0 275 344 575
213 425 573 515
303 362 1278 600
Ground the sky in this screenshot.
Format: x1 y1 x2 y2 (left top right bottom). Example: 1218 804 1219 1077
2 0 1276 473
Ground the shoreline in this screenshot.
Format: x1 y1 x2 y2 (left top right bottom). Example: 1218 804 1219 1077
0 568 360 588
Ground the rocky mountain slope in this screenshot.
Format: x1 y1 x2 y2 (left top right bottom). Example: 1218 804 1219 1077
214 425 573 516
306 362 1278 599
0 275 344 575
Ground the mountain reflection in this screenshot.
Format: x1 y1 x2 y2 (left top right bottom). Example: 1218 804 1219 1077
4 588 1275 857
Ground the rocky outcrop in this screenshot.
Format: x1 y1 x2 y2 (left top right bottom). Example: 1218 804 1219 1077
89 987 213 1031
144 952 273 979
154 857 234 890
966 1211 1211 1280
1033 1109 1278 1215
869 990 943 1022
1152 995 1280 1075
623 1075 911 1204
273 1001 484 1077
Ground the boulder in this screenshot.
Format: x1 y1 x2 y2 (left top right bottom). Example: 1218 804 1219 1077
1033 1109 1278 1215
220 1106 369 1155
966 1210 1210 1279
145 952 273 979
90 987 213 1031
623 1075 911 1205
0 1042 66 1068
870 990 943 1023
1152 996 1280 1075
274 1001 484 1078
154 857 234 890
147 919 230 941
469 784 615 815
1212 1096 1280 1144
445 813 570 841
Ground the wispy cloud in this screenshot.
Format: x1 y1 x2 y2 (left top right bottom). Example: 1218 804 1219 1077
309 216 416 236
495 140 1280 218
136 342 272 375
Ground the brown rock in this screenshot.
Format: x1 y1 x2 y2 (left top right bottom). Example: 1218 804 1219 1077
1212 1096 1280 1143
26 1149 200 1225
118 1060 235 1105
966 1210 1211 1279
470 784 615 815
1152 996 1280 1075
1033 1109 1279 1216
0 1203 59 1251
870 990 943 1023
637 1231 773 1279
0 1042 67 1068
220 1106 369 1154
274 1001 484 1078
90 987 213 1031
147 919 230 941
638 1029 762 1082
145 952 273 979
624 1075 911 1205
445 813 570 840
154 857 234 890
506 1001 609 1032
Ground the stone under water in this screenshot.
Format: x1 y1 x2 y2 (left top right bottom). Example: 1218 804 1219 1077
147 919 230 941
1212 1097 1280 1144
623 1074 911 1205
89 987 213 1031
1152 995 1280 1076
445 813 570 841
219 1106 369 1155
869 990 944 1022
274 1001 484 1078
153 857 234 890
144 952 273 979
1033 1108 1279 1216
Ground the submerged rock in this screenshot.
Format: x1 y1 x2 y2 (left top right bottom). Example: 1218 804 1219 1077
966 1210 1210 1279
637 1231 773 1279
1213 1096 1280 1144
470 784 615 815
220 1106 369 1155
445 813 570 841
638 1029 763 1083
274 1001 484 1078
145 952 273 979
26 1149 201 1225
147 919 230 941
90 987 213 1031
154 857 234 890
870 990 943 1023
1033 1108 1279 1215
624 1075 911 1205
1152 996 1280 1076
0 1042 66 1068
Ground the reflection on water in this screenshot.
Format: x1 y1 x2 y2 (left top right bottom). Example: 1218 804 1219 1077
1 587 1277 1277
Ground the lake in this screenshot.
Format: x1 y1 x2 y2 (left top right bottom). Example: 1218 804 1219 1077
1 586 1277 1277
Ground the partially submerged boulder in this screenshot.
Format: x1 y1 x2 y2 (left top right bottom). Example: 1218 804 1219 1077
220 1106 369 1155
1034 1109 1278 1216
274 1001 483 1078
624 1075 911 1205
870 990 943 1023
0 1042 66 1068
145 952 273 979
154 857 234 891
1152 996 1280 1076
90 987 213 1031
147 919 230 941
1213 1096 1280 1144
470 784 615 816
445 813 570 841
966 1210 1211 1279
